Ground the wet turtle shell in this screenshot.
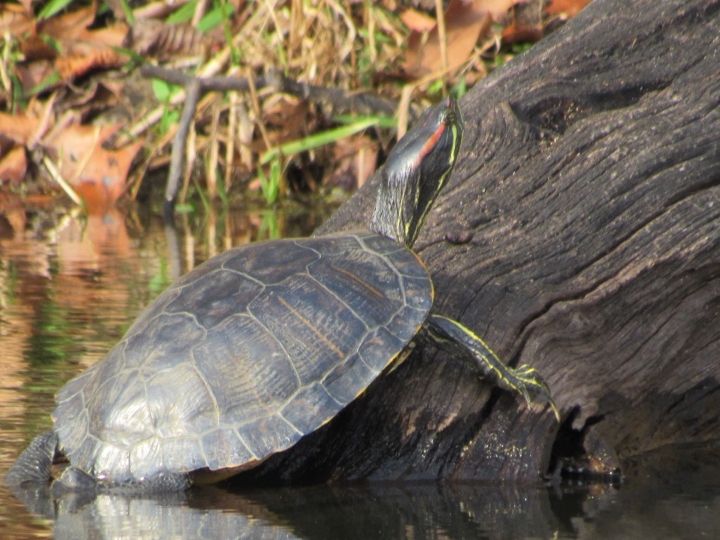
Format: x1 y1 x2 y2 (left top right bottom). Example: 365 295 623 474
53 231 433 483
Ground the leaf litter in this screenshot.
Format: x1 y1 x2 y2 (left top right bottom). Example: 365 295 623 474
0 0 592 217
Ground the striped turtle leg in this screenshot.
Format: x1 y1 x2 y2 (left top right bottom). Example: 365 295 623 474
424 314 560 421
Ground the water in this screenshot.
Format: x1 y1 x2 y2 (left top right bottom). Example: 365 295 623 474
1 202 719 539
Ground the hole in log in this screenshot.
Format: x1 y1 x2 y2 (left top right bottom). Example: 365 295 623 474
549 407 621 483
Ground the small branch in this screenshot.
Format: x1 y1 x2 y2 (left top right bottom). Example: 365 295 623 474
140 64 398 117
435 0 449 95
42 156 84 207
164 77 201 217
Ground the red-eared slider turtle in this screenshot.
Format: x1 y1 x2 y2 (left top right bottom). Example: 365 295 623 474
6 98 557 491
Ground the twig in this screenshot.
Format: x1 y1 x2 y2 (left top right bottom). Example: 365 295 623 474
140 64 398 117
246 67 272 155
435 0 449 94
164 77 202 217
206 98 221 201
225 91 238 191
42 156 84 207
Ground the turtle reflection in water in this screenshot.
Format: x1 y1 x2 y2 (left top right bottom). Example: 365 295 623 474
7 97 558 492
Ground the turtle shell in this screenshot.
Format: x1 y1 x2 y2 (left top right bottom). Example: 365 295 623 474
52 231 433 482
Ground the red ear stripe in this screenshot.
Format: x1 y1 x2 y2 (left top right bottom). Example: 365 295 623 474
415 123 446 167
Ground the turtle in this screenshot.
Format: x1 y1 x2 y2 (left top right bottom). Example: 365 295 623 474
6 97 558 492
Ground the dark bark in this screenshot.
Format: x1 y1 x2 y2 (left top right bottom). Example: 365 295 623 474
237 0 720 486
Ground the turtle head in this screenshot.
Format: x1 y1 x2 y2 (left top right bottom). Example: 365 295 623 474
371 96 463 247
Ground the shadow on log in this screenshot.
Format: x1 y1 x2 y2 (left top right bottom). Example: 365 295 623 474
235 0 720 486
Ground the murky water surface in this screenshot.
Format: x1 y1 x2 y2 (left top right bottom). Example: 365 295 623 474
1 203 719 539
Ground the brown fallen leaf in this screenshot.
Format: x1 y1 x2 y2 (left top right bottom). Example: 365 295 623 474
55 41 127 81
20 35 58 62
14 60 59 94
0 146 28 186
403 0 514 79
265 99 311 146
546 0 593 17
81 23 130 49
67 139 144 211
0 4 34 37
129 18 207 59
33 4 129 82
245 98 314 154
400 8 437 33
503 0 544 44
44 124 143 209
17 0 33 13
45 121 120 160
38 4 96 40
0 111 39 145
326 134 379 192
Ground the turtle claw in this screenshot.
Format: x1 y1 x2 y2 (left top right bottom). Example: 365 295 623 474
425 315 561 421
508 364 560 422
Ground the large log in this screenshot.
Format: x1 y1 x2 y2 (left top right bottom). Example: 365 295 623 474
239 0 720 485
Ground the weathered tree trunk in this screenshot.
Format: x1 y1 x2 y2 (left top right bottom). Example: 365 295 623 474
240 0 720 485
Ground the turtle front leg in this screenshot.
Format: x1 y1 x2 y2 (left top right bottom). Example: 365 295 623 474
423 314 560 421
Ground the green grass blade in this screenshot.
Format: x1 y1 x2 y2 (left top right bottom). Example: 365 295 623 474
260 117 393 165
166 1 197 24
332 115 396 128
197 3 236 33
38 0 75 21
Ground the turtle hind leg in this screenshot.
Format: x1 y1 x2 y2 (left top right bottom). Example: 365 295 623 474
5 430 59 487
424 314 560 421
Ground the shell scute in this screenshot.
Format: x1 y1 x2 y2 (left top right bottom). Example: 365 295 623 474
192 314 298 425
201 428 255 471
322 352 377 405
280 382 344 434
250 274 367 386
222 239 321 284
163 269 264 329
236 415 302 459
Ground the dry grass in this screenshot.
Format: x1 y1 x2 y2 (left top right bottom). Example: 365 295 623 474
0 0 582 209
158 0 499 204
